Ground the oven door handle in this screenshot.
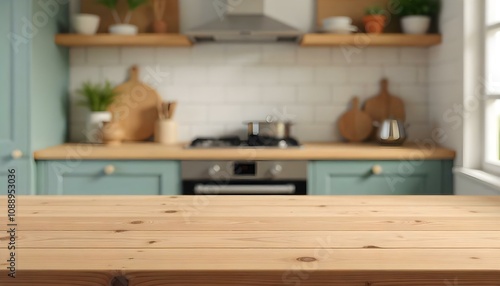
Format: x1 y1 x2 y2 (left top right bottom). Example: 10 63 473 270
194 184 296 195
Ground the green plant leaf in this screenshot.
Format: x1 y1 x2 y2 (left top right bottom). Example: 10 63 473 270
365 5 385 15
77 80 118 112
127 0 148 10
96 0 118 9
390 0 440 16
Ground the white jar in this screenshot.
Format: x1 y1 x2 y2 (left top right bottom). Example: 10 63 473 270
109 24 139 35
401 16 431 35
72 14 100 35
155 119 178 145
86 111 112 143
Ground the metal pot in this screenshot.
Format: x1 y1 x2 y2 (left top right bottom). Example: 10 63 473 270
246 117 293 139
375 119 408 146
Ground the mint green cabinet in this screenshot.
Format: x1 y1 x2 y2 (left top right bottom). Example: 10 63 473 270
0 0 68 195
37 161 181 195
308 161 453 195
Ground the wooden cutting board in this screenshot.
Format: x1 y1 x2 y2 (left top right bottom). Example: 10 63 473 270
108 66 161 141
364 79 406 122
338 97 373 142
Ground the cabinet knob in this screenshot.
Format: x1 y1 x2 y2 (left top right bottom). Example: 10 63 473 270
104 165 116 175
372 165 383 175
11 150 23 159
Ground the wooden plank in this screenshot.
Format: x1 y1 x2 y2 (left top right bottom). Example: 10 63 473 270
301 34 442 47
12 231 500 249
4 216 500 231
33 142 456 160
1 271 499 286
55 34 192 47
2 248 500 271
12 205 500 217
80 0 179 33
3 196 489 207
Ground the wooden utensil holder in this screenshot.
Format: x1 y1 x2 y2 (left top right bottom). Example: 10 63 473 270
155 119 177 145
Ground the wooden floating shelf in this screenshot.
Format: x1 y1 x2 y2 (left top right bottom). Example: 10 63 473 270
55 34 192 47
301 33 442 47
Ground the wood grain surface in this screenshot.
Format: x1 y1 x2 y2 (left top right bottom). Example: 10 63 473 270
33 142 456 160
0 196 500 284
338 97 373 142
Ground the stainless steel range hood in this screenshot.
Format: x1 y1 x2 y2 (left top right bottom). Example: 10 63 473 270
185 0 302 43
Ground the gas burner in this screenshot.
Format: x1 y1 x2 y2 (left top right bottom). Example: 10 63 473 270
189 136 301 149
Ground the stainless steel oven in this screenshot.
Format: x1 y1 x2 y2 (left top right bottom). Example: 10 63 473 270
181 161 307 195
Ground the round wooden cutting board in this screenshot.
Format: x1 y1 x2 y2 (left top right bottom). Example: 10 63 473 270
338 97 373 142
363 78 406 122
108 66 161 141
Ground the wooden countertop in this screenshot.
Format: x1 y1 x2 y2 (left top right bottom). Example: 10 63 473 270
34 142 456 160
1 196 499 285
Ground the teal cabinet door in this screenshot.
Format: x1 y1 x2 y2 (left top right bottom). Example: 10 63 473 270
0 1 31 195
38 161 181 195
309 161 449 195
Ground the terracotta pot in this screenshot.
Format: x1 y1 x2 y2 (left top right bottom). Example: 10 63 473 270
153 20 168 33
363 15 386 34
102 121 125 146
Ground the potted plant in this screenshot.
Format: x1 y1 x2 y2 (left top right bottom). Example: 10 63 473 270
78 81 118 143
97 0 148 35
392 0 440 34
363 6 386 34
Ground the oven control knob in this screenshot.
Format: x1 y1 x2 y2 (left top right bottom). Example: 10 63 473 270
270 164 283 176
209 165 221 177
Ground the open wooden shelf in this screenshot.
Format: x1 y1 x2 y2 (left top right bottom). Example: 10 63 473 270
301 33 442 47
55 34 192 47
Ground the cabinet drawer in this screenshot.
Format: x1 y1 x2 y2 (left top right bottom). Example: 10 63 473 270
309 161 444 195
38 161 180 195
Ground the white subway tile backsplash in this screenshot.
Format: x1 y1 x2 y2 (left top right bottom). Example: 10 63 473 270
261 86 296 103
69 43 432 142
157 48 192 65
384 66 418 83
348 66 383 84
208 105 243 122
262 44 296 64
244 66 278 84
400 48 429 64
175 105 208 123
279 67 314 84
332 47 365 65
315 105 345 123
226 44 262 65
70 48 86 66
173 66 208 84
365 48 400 65
192 44 226 64
314 67 348 84
121 48 156 64
297 47 331 65
224 86 260 103
87 48 120 65
298 85 331 103
192 86 225 103
208 66 244 84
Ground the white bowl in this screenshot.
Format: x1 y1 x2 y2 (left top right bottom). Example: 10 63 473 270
322 17 353 29
401 16 431 34
109 24 138 35
72 14 100 35
323 25 358 34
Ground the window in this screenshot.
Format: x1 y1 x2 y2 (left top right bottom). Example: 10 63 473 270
484 0 500 173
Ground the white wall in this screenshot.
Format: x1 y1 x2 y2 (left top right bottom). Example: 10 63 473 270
428 0 465 166
69 45 431 143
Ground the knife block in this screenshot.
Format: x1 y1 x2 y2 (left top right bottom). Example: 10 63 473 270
155 119 178 145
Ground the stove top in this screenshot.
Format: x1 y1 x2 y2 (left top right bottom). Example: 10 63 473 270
189 136 301 149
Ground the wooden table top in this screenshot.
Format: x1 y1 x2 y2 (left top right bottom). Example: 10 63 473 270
1 196 499 285
34 142 456 160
